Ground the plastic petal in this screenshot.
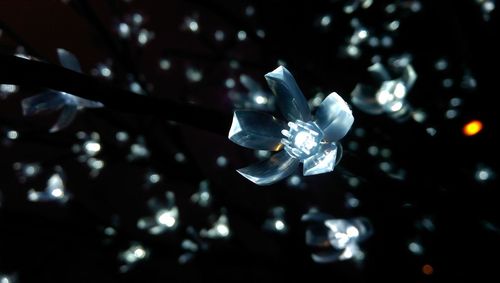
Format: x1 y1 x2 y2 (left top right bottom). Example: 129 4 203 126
264 66 312 122
237 150 300 185
21 91 67 116
49 104 78 132
402 64 417 91
315 92 354 141
303 142 337 176
368 62 391 82
228 110 285 151
311 251 344 263
75 97 105 108
350 84 384 114
57 48 82 73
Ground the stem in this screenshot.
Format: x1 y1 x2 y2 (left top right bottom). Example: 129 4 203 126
0 53 232 135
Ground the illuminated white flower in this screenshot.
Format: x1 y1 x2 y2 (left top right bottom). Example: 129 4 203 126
228 66 354 185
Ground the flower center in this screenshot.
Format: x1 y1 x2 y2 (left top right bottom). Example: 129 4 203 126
281 120 324 160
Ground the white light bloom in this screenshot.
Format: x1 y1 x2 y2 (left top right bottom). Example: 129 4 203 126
302 212 372 263
229 66 353 185
351 59 416 121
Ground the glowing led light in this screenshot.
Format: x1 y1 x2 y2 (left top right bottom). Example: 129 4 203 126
130 82 143 94
157 211 176 227
118 23 130 38
408 241 423 254
133 247 146 259
84 141 101 155
186 67 202 82
159 59 171 70
245 5 255 16
347 45 360 57
388 20 400 31
446 109 458 119
254 95 267 105
116 131 129 142
346 226 359 238
214 30 225 41
475 166 493 182
216 224 230 237
358 29 368 39
174 152 186 163
0 84 19 93
281 121 323 160
256 29 266 38
51 188 64 198
320 15 332 27
148 173 160 184
463 120 483 136
132 13 143 25
237 30 247 41
275 220 285 231
187 20 199 32
216 156 228 167
389 101 403 112
7 130 18 140
422 264 434 275
288 175 301 186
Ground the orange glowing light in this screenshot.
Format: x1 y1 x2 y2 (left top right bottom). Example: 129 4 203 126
422 264 434 275
463 120 483 136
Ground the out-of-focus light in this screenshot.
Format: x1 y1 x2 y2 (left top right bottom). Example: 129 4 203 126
475 166 494 182
320 15 332 27
116 131 129 142
159 58 171 70
148 173 161 184
51 188 64 198
84 141 101 155
245 5 255 16
408 241 423 255
422 264 434 275
274 220 285 231
158 210 176 227
214 30 225 41
216 224 229 236
225 78 235 88
463 120 483 136
237 30 247 41
216 156 228 167
175 152 186 163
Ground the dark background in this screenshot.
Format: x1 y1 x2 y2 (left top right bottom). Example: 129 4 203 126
0 0 498 282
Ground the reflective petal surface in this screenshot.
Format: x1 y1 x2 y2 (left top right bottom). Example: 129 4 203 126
237 150 300 185
265 66 312 122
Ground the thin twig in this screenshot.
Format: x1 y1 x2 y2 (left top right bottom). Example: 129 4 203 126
0 53 232 135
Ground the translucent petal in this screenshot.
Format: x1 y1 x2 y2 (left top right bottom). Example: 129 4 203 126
315 92 354 141
301 211 332 223
57 48 82 73
237 150 300 185
75 96 104 108
21 91 67 116
264 66 311 122
368 62 391 82
311 251 343 263
303 143 337 176
228 110 285 151
49 104 78 132
350 84 384 114
402 64 417 91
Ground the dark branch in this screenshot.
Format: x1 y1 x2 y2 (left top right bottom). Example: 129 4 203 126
0 53 232 135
